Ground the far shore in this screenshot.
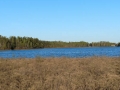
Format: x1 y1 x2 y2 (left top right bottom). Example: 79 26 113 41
0 46 119 51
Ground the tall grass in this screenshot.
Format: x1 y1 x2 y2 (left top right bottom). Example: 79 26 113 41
0 57 120 90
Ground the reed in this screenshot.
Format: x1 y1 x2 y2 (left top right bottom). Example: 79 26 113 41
0 57 120 90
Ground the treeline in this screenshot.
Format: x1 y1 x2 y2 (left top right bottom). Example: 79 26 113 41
0 35 119 50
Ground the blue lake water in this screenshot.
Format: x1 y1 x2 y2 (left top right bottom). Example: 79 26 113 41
0 47 120 58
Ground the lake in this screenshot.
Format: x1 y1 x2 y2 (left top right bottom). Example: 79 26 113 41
0 47 120 58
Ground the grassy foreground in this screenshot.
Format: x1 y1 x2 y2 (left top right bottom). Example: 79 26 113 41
0 57 120 90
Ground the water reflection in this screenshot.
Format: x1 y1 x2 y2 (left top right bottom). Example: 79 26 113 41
0 47 120 58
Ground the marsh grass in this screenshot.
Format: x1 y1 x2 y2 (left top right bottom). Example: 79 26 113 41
0 57 120 90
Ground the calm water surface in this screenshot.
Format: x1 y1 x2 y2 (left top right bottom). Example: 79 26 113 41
0 47 120 58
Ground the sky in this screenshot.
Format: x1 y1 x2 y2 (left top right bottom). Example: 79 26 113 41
0 0 120 43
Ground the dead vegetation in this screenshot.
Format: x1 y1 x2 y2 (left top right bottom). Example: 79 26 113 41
0 57 120 90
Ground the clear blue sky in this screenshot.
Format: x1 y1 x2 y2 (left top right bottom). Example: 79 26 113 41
0 0 120 43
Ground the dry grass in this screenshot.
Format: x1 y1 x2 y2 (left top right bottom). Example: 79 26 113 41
0 57 120 90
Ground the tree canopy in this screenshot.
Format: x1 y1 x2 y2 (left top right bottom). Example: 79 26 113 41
0 35 118 50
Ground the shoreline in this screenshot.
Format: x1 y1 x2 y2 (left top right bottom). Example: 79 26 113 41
0 46 119 51
0 56 120 59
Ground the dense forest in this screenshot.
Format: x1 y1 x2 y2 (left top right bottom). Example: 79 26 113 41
0 35 119 50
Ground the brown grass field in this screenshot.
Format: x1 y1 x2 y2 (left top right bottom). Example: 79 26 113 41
0 57 120 90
